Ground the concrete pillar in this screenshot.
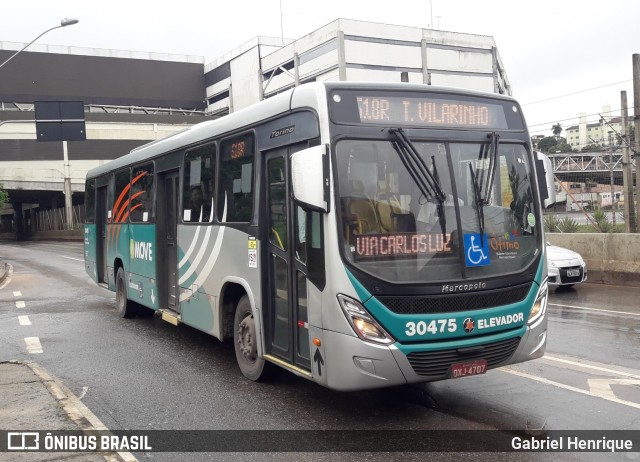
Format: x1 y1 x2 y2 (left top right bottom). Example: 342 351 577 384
63 141 74 229
337 30 347 81
421 38 430 85
12 201 24 240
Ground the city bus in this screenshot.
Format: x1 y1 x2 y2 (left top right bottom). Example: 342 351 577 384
84 82 555 391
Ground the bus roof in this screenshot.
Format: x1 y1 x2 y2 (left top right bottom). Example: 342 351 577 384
86 81 518 180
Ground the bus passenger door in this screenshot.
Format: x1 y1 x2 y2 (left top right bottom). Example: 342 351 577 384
96 185 108 284
264 147 311 371
157 170 179 312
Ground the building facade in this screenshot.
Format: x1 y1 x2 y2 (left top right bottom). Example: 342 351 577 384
565 109 634 151
205 19 512 116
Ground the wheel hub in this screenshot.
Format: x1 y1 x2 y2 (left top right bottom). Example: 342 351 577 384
237 315 256 360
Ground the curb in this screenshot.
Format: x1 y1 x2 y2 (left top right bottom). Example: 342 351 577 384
0 261 11 290
0 260 6 284
6 360 137 462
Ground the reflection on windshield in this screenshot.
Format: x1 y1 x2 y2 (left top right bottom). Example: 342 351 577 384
336 139 537 284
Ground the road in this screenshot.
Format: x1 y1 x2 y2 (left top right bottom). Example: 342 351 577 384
1 241 639 461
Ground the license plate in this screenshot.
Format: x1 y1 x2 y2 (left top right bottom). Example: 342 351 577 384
567 269 580 277
450 359 487 378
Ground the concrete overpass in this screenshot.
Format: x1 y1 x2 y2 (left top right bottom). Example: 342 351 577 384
549 151 637 185
0 107 204 238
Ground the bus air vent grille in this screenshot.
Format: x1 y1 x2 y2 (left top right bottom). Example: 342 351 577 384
376 283 532 314
406 336 521 377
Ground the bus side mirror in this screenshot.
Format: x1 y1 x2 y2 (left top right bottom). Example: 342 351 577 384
291 144 330 213
535 151 556 208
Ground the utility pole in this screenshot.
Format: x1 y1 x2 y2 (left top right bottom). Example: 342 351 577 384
608 132 616 227
621 91 636 232
634 53 640 231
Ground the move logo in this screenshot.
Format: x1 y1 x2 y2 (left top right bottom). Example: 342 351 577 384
130 239 153 261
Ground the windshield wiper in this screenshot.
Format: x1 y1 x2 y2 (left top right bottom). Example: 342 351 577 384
468 162 485 237
468 132 500 237
389 128 445 202
431 154 447 242
389 128 447 240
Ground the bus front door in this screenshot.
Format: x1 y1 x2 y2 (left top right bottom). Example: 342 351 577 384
157 170 179 312
264 148 311 371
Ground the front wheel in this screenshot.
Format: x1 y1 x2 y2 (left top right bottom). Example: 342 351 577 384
115 267 137 318
233 295 275 381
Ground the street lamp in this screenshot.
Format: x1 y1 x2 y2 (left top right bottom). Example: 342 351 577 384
0 18 79 70
0 18 79 235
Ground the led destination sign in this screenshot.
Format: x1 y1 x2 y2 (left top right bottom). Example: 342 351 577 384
356 96 509 129
354 232 453 260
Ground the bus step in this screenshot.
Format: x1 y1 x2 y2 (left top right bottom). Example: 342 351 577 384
160 310 181 326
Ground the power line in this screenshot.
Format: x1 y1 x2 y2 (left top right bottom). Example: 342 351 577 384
527 106 635 134
521 80 633 106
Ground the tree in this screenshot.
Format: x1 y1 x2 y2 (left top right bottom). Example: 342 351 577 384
0 183 8 209
537 136 558 153
581 144 600 153
552 123 563 140
554 142 573 153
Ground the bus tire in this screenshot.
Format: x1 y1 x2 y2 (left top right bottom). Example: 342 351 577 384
115 267 136 318
234 295 275 381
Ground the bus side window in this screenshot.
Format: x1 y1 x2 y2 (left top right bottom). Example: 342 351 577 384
130 163 154 223
113 169 131 223
183 143 216 223
218 133 254 223
85 179 96 223
306 210 325 290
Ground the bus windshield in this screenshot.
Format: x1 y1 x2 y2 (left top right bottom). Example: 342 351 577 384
335 137 538 284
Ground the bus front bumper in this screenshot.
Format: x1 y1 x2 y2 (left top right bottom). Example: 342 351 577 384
320 314 547 391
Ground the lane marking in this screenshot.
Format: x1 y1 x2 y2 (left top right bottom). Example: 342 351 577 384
60 255 84 262
24 337 43 354
500 367 640 410
13 291 22 297
588 378 640 401
549 302 640 318
78 386 89 400
543 354 640 380
18 315 32 326
15 301 26 308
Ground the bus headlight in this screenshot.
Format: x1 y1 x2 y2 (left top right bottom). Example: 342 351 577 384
337 294 395 345
527 280 548 325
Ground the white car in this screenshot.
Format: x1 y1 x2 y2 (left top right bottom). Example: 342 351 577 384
546 242 587 287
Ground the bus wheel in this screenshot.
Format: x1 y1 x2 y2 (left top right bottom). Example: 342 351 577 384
115 267 136 318
233 295 275 381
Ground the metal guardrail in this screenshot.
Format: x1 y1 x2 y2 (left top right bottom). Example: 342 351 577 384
1 101 208 116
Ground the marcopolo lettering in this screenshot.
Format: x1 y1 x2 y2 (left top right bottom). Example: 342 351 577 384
441 282 486 293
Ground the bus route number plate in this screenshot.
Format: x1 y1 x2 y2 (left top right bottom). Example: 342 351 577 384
450 359 487 379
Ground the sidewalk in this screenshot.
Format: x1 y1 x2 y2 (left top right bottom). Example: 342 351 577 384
0 258 134 461
0 361 133 461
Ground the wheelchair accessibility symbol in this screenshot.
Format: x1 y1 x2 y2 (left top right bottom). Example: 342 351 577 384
463 233 490 267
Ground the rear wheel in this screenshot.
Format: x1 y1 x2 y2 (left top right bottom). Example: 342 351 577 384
233 295 275 381
115 267 137 318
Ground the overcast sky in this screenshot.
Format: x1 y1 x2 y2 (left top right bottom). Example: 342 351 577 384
3 0 639 138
